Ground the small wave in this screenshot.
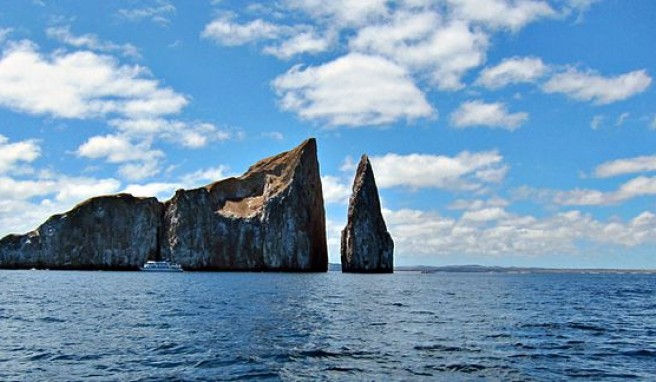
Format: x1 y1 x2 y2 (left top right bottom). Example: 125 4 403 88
150 342 193 355
294 348 370 359
414 344 481 353
621 349 656 357
444 363 487 373
26 352 51 361
324 366 365 373
567 322 606 333
39 316 66 323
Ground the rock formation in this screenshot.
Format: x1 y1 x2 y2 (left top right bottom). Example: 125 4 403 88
0 194 162 270
160 138 328 271
0 139 328 272
341 155 394 273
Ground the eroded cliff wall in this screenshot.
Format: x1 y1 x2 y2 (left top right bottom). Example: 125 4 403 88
0 139 328 272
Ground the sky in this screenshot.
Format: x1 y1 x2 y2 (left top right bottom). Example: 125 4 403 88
0 0 654 269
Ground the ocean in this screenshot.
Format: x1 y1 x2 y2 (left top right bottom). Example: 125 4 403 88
0 270 654 381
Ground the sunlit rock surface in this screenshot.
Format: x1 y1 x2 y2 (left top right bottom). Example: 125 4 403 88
341 155 394 273
0 139 328 272
161 138 328 271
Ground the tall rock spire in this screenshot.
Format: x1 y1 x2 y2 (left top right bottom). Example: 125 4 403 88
341 155 394 273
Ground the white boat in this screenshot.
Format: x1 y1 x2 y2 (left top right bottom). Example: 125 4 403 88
140 260 183 272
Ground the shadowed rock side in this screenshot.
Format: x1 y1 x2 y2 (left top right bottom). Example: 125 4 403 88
341 155 394 273
0 194 162 270
0 139 328 272
160 138 328 271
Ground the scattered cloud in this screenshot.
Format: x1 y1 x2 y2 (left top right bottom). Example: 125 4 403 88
179 165 232 186
0 28 12 42
476 56 547 89
273 53 434 127
450 100 528 130
350 13 489 90
615 112 630 127
285 0 388 28
594 155 656 178
542 68 652 104
201 17 284 46
555 176 656 205
261 131 284 141
117 0 176 26
590 114 604 130
369 150 507 191
447 0 556 31
108 118 236 148
0 40 187 119
322 175 351 205
202 1 604 127
263 30 334 59
385 207 656 258
76 134 164 181
46 25 140 58
0 135 40 174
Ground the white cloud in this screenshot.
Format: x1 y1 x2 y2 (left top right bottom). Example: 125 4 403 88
590 114 604 130
450 100 528 130
321 175 351 205
0 40 187 119
0 135 40 174
384 207 656 259
46 25 140 58
351 13 489 90
109 118 235 148
285 0 389 27
554 176 656 205
201 17 284 46
595 155 656 178
615 112 630 127
448 197 509 210
0 28 12 42
273 53 434 127
117 1 176 25
462 207 509 222
261 131 284 141
122 182 179 199
447 0 556 31
370 150 507 191
263 30 333 59
76 134 164 181
179 165 232 186
651 116 656 130
543 68 652 104
476 56 547 89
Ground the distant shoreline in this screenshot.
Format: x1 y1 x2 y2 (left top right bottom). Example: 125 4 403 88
391 264 656 274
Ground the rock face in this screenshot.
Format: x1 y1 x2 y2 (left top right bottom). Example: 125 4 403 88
160 138 328 271
0 194 162 270
0 139 328 272
341 155 394 273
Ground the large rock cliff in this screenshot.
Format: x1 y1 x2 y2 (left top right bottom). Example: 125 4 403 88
0 139 328 271
0 194 162 270
341 155 394 273
160 138 328 271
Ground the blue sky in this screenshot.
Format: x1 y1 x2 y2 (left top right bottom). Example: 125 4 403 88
0 0 654 268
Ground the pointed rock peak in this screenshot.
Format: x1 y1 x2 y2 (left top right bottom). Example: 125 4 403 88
341 153 394 273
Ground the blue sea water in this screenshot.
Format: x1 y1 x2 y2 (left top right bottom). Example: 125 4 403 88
0 270 654 381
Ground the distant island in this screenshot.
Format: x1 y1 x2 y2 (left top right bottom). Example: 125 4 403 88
394 264 656 274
